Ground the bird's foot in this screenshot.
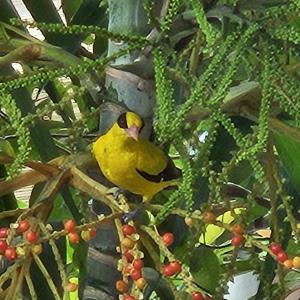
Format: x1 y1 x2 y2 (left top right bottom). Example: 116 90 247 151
106 187 126 200
122 204 144 224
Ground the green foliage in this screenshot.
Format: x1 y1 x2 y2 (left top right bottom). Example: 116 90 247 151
1 0 300 299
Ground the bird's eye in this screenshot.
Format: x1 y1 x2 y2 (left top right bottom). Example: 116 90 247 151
117 113 128 129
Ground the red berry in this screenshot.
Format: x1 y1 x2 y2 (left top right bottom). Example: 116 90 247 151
25 230 37 244
122 224 135 236
5 247 17 261
0 228 9 238
169 261 181 274
18 219 30 233
68 231 80 244
66 282 78 292
133 259 144 270
192 292 205 300
162 264 175 277
0 240 8 254
162 233 174 247
277 251 288 263
130 269 142 281
124 295 136 300
269 243 282 255
88 227 97 238
231 234 244 247
64 220 76 233
124 250 134 262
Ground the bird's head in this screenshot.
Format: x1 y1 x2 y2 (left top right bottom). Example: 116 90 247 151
117 111 144 141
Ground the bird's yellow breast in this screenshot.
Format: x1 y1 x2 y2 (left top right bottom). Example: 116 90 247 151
92 123 171 200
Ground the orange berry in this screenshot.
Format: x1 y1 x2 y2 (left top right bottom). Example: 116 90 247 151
283 259 293 269
123 263 133 274
121 237 135 249
185 217 195 227
202 212 216 224
232 224 244 235
66 282 78 292
136 277 146 290
115 280 128 293
32 244 43 255
68 231 80 244
293 256 300 268
64 220 76 233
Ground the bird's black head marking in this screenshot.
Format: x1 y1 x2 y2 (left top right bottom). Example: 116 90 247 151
117 112 128 129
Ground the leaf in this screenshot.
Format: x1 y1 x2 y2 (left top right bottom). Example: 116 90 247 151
142 267 175 300
62 0 83 23
190 246 220 293
199 208 244 245
273 132 300 194
0 139 15 157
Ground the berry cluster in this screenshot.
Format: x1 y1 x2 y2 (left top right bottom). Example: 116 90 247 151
0 219 40 262
269 242 300 269
116 224 146 300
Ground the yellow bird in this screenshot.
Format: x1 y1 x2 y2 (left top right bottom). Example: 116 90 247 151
92 111 179 201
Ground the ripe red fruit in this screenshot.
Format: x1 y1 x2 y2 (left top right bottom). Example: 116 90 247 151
18 219 30 233
0 227 9 238
64 220 76 233
66 282 78 292
68 232 80 244
122 224 135 236
231 234 244 247
162 264 175 277
124 250 134 262
0 240 8 254
130 269 142 281
269 243 282 255
133 259 144 270
124 295 136 300
169 261 181 274
5 247 17 261
25 230 37 244
88 227 97 239
277 251 289 263
162 233 174 247
192 292 205 300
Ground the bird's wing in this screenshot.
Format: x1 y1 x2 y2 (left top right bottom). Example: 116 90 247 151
136 140 180 182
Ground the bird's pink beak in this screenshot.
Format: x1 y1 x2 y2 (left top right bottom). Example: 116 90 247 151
125 125 140 141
